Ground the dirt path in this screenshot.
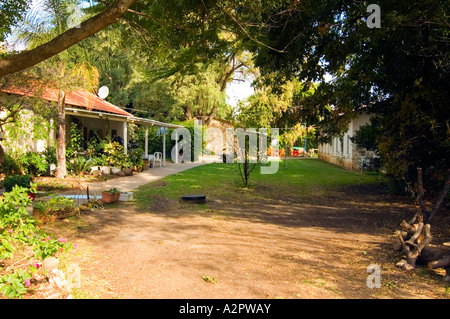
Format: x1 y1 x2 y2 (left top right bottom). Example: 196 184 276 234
79 162 205 193
50 185 450 299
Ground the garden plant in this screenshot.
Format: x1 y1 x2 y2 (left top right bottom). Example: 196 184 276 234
0 186 73 298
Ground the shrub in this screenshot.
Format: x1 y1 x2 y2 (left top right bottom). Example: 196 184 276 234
66 121 84 159
0 269 32 299
42 146 57 166
67 156 93 175
18 152 48 176
0 154 22 176
0 187 73 298
2 174 32 192
129 147 144 169
104 142 132 168
33 196 76 220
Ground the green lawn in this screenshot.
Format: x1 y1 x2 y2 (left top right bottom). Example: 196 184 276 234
134 159 385 209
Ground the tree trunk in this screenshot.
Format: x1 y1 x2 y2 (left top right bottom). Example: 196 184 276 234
183 101 192 121
205 60 244 126
205 101 219 126
55 90 67 179
0 143 4 164
395 167 450 280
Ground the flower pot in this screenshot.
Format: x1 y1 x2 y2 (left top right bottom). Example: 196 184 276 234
119 192 133 201
33 207 42 220
101 191 120 204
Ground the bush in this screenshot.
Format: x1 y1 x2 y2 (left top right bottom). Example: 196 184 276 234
0 187 73 298
42 146 57 167
0 269 32 299
67 156 93 175
18 152 48 176
34 196 76 214
2 174 32 192
0 154 22 175
129 147 144 169
104 142 132 168
66 121 83 159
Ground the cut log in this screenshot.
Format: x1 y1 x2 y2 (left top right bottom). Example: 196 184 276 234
444 268 450 282
396 222 433 269
400 220 416 234
396 259 414 271
393 231 405 251
428 256 450 270
419 245 450 263
406 222 423 246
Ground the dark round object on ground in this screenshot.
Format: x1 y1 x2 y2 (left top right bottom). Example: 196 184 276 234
181 195 206 204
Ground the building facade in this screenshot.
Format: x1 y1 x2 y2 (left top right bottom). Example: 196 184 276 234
318 111 372 170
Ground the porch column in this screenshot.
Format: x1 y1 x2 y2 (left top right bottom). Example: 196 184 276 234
49 119 56 147
123 122 128 155
144 125 148 158
163 126 166 166
175 129 178 164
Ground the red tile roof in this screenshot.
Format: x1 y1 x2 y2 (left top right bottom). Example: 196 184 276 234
1 86 132 117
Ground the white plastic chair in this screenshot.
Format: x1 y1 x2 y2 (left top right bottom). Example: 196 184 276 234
153 152 162 167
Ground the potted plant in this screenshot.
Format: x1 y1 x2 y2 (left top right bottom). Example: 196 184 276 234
101 188 121 203
28 181 37 200
104 142 132 174
33 196 76 223
91 155 111 175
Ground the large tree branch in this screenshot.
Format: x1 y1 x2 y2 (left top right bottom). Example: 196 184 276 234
216 4 286 54
0 0 138 77
416 167 427 214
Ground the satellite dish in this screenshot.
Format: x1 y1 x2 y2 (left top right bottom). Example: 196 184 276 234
97 86 109 99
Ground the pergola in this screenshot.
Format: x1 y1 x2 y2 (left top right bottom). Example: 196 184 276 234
64 107 183 166
0 85 183 167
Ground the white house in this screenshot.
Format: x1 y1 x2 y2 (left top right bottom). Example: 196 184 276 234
0 85 183 166
318 111 372 170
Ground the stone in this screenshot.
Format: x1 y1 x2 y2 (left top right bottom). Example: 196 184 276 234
48 269 68 290
42 257 59 272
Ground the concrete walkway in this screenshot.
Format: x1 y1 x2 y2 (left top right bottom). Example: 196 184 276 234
79 162 206 194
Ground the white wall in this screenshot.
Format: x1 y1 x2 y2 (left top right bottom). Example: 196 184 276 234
318 111 371 169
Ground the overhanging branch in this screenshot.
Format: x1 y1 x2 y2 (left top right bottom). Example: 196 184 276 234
0 0 137 77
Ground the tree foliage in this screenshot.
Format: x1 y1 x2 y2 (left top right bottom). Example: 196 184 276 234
0 0 31 42
250 0 449 190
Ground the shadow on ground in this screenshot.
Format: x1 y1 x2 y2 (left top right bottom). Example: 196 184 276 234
46 182 450 299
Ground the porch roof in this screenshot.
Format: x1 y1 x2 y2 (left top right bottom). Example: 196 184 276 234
2 86 132 117
65 107 183 128
1 86 183 128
